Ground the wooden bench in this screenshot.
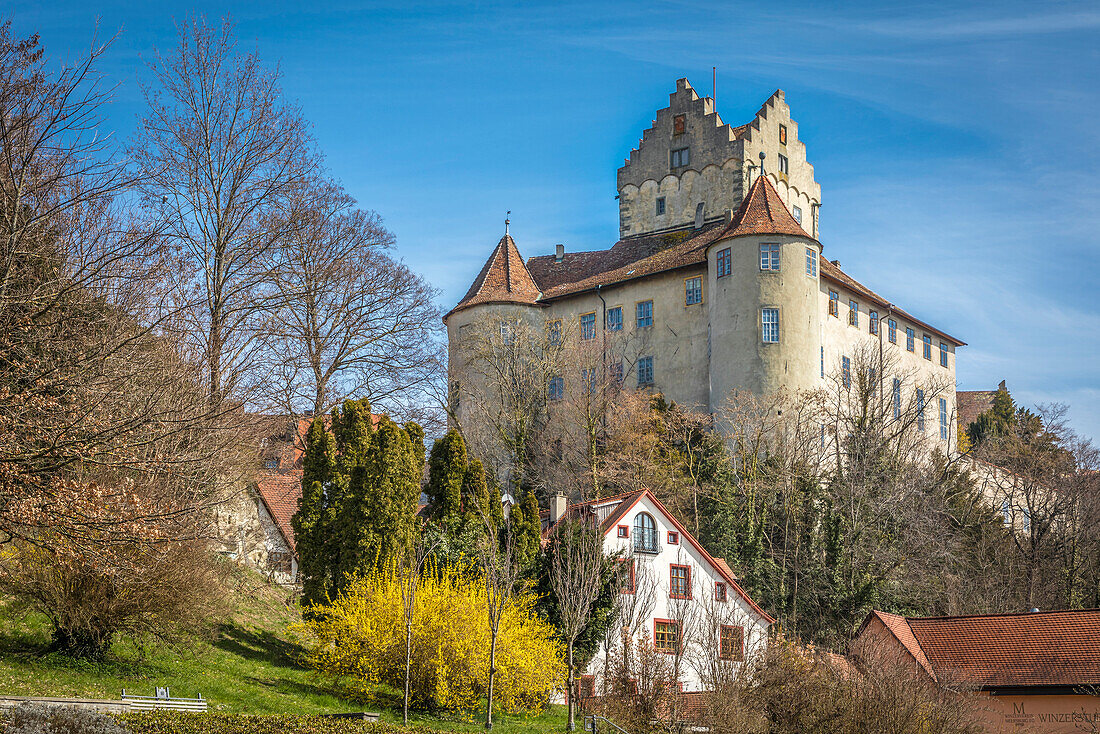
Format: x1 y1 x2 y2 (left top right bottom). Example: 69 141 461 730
121 689 208 712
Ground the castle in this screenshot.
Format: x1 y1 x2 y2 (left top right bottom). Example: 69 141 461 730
445 79 964 459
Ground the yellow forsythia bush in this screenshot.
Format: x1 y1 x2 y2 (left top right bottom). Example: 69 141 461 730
295 564 564 713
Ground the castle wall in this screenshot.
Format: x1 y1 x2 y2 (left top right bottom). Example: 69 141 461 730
706 233 824 408
537 266 711 411
819 275 959 448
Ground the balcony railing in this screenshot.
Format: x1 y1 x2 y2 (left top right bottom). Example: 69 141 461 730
633 527 659 554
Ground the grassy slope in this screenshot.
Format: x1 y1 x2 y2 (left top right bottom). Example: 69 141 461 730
0 570 564 734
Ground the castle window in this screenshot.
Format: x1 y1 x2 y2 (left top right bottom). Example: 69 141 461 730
778 154 789 174
793 205 803 224
264 457 278 470
842 356 851 389
606 306 623 331
549 376 564 401
888 319 898 344
869 310 879 335
906 327 915 352
580 312 596 340
500 320 515 345
636 300 653 328
715 582 727 601
923 334 932 360
670 564 691 598
939 398 949 440
685 276 703 305
656 197 666 216
674 114 686 135
917 389 926 432
820 346 824 378
719 625 745 661
805 248 816 277
761 308 779 343
760 243 780 271
671 147 690 168
717 247 732 278
893 378 902 419
779 124 787 145
547 319 562 346
829 290 839 317
610 360 624 385
637 356 654 386
940 342 949 368
848 300 858 327
582 368 596 395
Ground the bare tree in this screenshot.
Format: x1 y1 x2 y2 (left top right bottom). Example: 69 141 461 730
267 177 442 423
398 532 440 725
133 16 315 406
548 517 607 730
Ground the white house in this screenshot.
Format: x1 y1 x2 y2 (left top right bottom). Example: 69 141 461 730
544 489 773 693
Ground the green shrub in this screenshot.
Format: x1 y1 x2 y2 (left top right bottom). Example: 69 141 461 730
122 712 426 734
3 703 127 734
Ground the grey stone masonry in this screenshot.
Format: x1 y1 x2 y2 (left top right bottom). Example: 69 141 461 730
617 79 821 241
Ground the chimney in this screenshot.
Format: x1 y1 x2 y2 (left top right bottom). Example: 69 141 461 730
694 202 705 229
555 243 565 262
832 259 841 268
550 492 568 524
724 208 734 225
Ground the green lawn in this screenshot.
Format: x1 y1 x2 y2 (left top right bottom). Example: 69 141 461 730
0 570 565 733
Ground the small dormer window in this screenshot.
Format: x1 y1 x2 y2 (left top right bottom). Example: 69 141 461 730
779 124 787 145
674 114 686 135
264 458 278 470
671 147 690 168
656 197 666 216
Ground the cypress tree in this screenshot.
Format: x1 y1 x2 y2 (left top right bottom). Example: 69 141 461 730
328 399 375 599
427 430 468 523
292 417 337 611
513 489 542 566
462 458 503 529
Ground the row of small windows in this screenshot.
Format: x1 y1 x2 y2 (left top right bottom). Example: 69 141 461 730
548 356 654 399
828 290 951 368
714 245 818 279
834 366 951 442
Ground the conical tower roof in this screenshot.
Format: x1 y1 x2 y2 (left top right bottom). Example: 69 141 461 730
719 173 817 242
445 234 542 321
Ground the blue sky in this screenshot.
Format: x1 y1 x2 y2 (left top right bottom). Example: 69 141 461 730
11 0 1100 439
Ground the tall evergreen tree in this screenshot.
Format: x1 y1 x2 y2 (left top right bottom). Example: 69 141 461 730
512 489 542 567
427 430 468 522
292 416 337 610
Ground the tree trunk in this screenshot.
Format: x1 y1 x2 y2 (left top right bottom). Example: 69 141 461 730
485 626 498 730
403 619 412 725
567 642 575 731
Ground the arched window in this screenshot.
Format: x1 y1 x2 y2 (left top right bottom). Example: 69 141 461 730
633 512 658 553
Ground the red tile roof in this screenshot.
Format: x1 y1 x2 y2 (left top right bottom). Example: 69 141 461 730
819 258 966 346
254 470 303 552
865 610 938 680
446 234 542 319
717 173 816 241
862 609 1100 688
957 383 1002 428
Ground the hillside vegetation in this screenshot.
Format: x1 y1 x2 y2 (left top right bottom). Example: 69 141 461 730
0 569 564 734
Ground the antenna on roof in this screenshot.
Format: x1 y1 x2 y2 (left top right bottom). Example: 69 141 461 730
712 66 716 103
505 211 511 236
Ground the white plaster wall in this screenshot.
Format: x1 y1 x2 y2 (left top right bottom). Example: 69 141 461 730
584 495 770 693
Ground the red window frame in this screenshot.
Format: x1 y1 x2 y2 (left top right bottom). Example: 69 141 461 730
667 530 679 545
719 625 745 661
617 524 629 538
715 581 727 601
654 618 680 654
579 675 596 699
618 558 636 594
669 564 691 599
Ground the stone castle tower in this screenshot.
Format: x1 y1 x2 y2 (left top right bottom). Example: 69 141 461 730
617 79 821 240
446 79 961 468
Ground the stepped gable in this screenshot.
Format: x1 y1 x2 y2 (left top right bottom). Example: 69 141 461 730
446 234 542 319
527 222 725 300
718 173 815 241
